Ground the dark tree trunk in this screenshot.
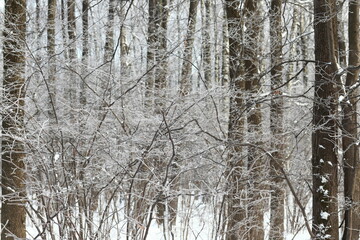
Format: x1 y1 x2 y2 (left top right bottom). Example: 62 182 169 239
224 1 246 239
179 0 198 96
269 0 285 239
47 0 57 121
225 0 264 239
312 0 339 239
342 0 360 239
1 0 27 239
146 0 169 107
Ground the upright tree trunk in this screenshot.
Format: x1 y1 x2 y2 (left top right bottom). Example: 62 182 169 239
225 0 265 239
80 0 89 108
243 0 264 238
119 2 130 78
299 10 309 88
312 0 339 239
155 0 168 110
66 0 77 119
103 0 115 102
221 6 229 87
179 0 198 96
202 0 212 88
47 0 57 121
65 1 77 239
146 0 168 107
1 0 27 238
104 0 115 62
225 1 247 239
269 0 285 239
342 1 360 239
67 0 76 61
145 0 157 105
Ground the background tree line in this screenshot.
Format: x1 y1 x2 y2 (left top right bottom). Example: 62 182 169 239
1 0 359 239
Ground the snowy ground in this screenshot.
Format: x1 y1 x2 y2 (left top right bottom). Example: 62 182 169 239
26 196 312 239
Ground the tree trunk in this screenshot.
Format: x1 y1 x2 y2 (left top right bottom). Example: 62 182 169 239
154 0 168 110
225 0 265 239
243 0 264 238
1 0 27 238
120 2 130 78
102 0 115 102
47 0 57 121
221 5 229 87
342 1 360 239
146 0 168 107
145 0 157 105
312 0 339 239
80 0 89 107
66 0 77 120
179 0 198 96
104 0 115 62
224 1 246 239
202 0 212 88
269 0 285 239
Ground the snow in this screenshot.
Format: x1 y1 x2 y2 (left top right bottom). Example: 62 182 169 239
54 152 60 161
320 211 330 220
321 176 328 183
339 95 345 102
318 186 329 196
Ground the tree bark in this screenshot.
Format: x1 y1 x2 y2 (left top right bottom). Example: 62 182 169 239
342 1 360 239
312 0 339 239
179 0 198 96
146 0 168 107
47 0 57 121
1 0 27 238
225 1 246 239
269 0 285 239
221 5 229 87
80 0 89 107
202 0 212 88
243 0 264 238
66 0 77 120
102 0 115 102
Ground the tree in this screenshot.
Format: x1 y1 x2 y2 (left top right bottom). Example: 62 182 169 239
269 0 285 239
342 0 360 239
180 0 198 96
80 0 89 108
1 0 27 238
47 0 57 121
312 0 339 239
225 0 246 238
146 0 168 107
242 1 265 238
202 0 212 87
225 0 265 239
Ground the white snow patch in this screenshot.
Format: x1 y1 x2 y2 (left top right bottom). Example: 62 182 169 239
320 211 330 220
339 95 345 102
54 152 60 161
321 176 328 183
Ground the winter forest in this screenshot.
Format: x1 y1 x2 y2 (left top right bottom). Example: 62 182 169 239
1 0 360 239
